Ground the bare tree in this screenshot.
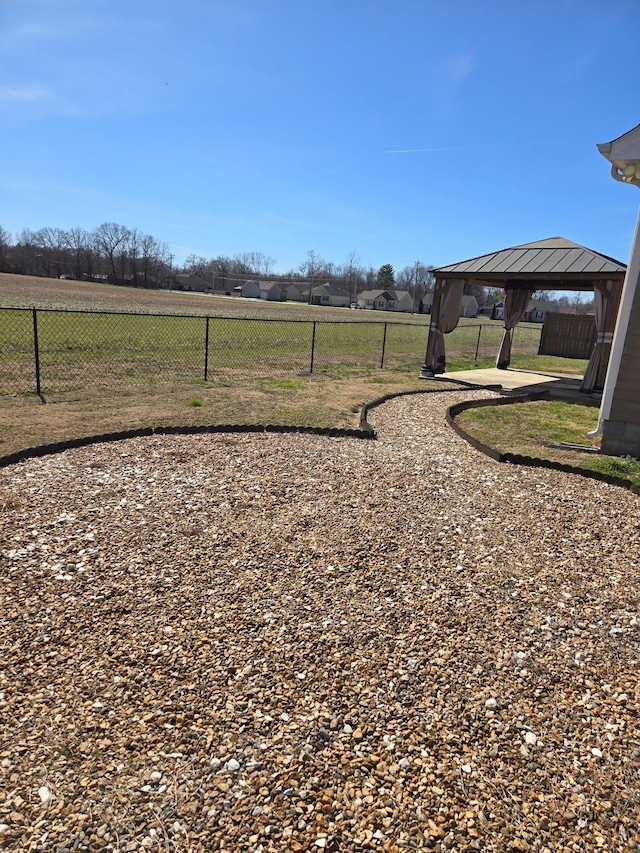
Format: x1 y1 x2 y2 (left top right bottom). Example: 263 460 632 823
300 250 320 302
0 225 11 272
250 251 277 276
125 228 142 285
396 264 415 289
184 254 209 277
94 222 130 283
484 286 504 303
148 239 171 287
340 250 361 302
232 252 254 275
63 227 91 280
32 227 68 277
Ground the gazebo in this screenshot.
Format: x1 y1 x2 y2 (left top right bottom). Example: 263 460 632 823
421 237 626 392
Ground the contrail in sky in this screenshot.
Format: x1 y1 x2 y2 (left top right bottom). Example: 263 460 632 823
388 142 570 154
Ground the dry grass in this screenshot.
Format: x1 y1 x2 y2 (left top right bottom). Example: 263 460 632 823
0 272 428 324
0 273 448 460
0 371 446 459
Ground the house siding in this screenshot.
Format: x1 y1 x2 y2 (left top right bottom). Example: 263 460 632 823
602 273 640 455
609 278 640 426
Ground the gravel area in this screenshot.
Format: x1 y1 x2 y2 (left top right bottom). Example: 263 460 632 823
1 389 639 853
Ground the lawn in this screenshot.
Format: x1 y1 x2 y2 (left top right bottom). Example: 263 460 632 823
457 398 640 486
0 273 558 395
0 307 436 394
0 370 451 459
6 272 631 487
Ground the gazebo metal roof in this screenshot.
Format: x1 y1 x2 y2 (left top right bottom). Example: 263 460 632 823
432 237 626 289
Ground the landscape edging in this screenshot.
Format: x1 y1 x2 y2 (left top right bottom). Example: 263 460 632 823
0 383 494 469
446 394 640 496
5 386 636 497
0 423 376 470
359 384 501 427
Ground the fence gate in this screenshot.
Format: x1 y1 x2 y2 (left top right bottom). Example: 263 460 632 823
538 313 596 359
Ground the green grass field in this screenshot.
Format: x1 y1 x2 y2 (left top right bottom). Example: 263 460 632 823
458 399 640 485
2 273 593 396
0 303 578 395
0 307 437 393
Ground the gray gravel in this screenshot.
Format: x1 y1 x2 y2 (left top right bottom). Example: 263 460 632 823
1 389 639 852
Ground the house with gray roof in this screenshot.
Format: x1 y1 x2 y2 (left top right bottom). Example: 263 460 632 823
357 289 414 312
235 280 285 301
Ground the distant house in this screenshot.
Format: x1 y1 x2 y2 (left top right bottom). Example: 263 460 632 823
419 293 476 317
309 284 333 306
358 289 394 310
460 295 479 318
286 282 350 307
235 280 261 299
491 298 556 323
393 290 414 312
310 283 350 307
491 300 504 321
327 284 351 307
259 282 286 301
286 283 309 303
235 280 285 301
523 300 555 323
357 289 414 312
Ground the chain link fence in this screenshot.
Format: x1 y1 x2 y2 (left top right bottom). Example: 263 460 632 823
0 307 542 395
445 321 543 362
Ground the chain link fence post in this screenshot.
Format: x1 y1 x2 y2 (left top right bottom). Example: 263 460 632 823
309 321 317 373
204 316 210 381
32 307 42 397
380 322 388 368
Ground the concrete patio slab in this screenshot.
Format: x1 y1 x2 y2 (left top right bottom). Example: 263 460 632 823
424 367 600 402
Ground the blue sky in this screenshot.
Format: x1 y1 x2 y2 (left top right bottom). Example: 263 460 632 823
2 0 640 274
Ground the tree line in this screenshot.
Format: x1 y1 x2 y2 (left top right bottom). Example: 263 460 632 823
5 220 590 310
182 250 438 304
0 222 440 302
0 223 172 287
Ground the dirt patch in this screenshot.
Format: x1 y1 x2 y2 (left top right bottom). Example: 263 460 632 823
0 373 446 458
0 273 429 325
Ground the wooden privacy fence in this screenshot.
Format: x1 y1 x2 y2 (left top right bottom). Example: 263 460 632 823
538 313 596 359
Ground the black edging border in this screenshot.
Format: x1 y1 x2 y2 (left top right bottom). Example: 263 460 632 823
0 383 488 470
447 393 640 496
0 422 376 470
3 383 637 497
360 384 498 424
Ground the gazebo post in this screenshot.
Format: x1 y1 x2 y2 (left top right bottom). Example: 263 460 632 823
420 279 444 377
419 278 466 377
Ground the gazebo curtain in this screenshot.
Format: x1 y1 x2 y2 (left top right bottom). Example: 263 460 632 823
423 279 465 374
495 288 533 369
581 280 616 393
